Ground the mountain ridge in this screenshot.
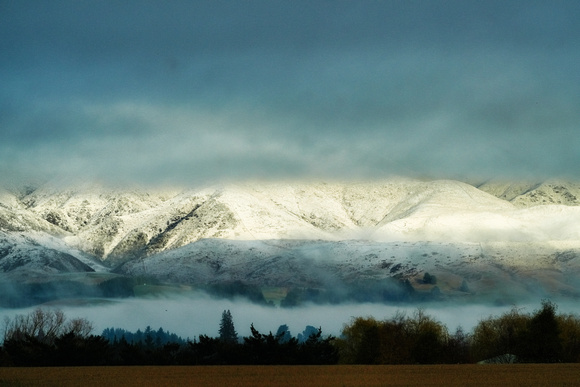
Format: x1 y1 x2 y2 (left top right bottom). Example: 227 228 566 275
4 178 580 263
1 178 579 305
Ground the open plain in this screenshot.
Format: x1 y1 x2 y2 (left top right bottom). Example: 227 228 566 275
1 364 580 386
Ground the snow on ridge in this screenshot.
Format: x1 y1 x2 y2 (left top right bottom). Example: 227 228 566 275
477 179 580 207
0 230 100 275
3 178 580 265
2 178 580 299
0 188 24 210
116 236 580 293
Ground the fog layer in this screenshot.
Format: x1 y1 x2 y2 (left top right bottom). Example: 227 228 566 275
2 295 578 341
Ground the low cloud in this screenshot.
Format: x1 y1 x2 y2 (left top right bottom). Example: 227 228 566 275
1 295 577 341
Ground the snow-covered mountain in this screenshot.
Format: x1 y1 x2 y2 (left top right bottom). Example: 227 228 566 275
476 179 580 207
15 178 580 262
1 178 580 304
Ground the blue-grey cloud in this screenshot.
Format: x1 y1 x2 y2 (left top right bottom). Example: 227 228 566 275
1 1 580 186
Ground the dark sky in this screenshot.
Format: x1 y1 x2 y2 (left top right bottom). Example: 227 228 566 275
1 0 579 186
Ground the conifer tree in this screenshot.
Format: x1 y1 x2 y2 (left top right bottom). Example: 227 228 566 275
219 310 238 343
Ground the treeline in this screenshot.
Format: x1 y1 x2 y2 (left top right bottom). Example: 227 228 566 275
0 309 336 366
336 300 580 364
101 326 189 347
1 300 580 366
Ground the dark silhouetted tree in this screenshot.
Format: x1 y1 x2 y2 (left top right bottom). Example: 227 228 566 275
299 327 337 364
219 310 238 344
338 317 381 364
557 313 580 363
243 323 265 364
409 309 448 364
471 306 528 362
444 326 471 363
523 300 562 362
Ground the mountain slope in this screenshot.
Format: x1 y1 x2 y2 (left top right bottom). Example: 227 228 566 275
18 178 530 264
1 178 579 305
115 238 580 303
10 178 580 262
0 231 97 278
477 179 580 207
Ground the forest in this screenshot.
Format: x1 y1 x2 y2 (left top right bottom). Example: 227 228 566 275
1 300 579 366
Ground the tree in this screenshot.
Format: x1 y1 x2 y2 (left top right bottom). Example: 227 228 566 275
557 313 580 362
444 326 471 363
144 326 154 349
3 307 92 345
408 309 448 364
300 327 337 365
1 308 95 366
218 310 238 344
243 323 265 364
337 317 382 364
337 309 449 365
523 300 562 362
471 306 528 362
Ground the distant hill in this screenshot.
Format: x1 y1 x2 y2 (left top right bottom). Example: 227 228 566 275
1 178 579 305
476 179 580 207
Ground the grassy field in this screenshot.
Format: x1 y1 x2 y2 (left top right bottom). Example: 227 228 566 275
1 364 579 386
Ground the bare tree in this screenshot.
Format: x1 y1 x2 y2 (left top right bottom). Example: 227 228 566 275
65 317 93 338
2 307 93 344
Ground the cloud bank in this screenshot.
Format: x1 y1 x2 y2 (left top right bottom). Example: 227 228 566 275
2 295 579 341
2 1 580 186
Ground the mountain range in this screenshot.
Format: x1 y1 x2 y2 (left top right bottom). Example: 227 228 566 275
1 177 579 306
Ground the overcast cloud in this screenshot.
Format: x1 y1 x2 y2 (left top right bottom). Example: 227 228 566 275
2 1 580 186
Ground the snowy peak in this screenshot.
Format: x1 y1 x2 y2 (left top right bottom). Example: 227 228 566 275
2 178 580 267
0 231 98 278
477 179 580 207
2 178 580 304
0 188 24 211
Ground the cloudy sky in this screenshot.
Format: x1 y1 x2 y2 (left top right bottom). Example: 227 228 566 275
1 1 579 186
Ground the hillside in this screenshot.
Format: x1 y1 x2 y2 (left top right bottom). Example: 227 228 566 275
1 178 579 305
15 178 529 264
476 179 580 207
